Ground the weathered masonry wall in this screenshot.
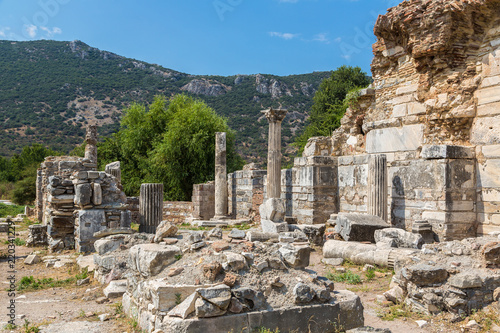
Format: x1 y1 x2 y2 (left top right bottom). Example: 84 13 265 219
191 182 215 220
337 155 368 215
228 169 266 222
162 201 192 224
280 156 338 224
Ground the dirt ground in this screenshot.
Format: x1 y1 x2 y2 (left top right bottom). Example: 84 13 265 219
0 227 489 333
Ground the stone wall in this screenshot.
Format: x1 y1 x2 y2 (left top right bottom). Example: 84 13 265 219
162 201 192 224
337 155 368 215
127 197 140 224
192 182 215 220
228 169 266 222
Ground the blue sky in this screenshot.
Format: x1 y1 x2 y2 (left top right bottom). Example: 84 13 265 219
0 0 401 76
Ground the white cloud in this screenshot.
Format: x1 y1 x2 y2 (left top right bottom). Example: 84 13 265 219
334 37 342 43
25 24 37 38
0 27 8 37
40 26 62 38
313 33 330 44
269 31 299 40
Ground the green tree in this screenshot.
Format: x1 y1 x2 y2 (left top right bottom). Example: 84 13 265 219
99 94 244 200
295 66 371 152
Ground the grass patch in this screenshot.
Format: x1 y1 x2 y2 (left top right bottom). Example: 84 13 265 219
0 202 25 218
17 267 89 292
377 303 412 321
326 269 362 284
253 327 280 333
365 269 376 281
4 237 25 246
130 222 140 232
21 319 40 333
179 223 207 231
469 307 500 333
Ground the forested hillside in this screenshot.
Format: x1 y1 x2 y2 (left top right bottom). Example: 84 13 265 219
0 40 331 163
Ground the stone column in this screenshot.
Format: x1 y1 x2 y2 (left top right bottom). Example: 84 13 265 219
259 108 288 233
139 183 164 233
262 108 288 199
105 161 121 183
214 132 228 219
84 125 98 164
35 168 43 222
368 154 388 221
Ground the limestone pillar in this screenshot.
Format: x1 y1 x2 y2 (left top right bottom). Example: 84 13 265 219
35 168 43 222
84 125 98 164
139 183 164 233
368 154 388 221
214 132 228 219
262 108 287 199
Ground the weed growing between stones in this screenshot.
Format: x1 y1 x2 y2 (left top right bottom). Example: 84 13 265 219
17 266 89 292
4 237 25 246
377 303 412 321
468 307 500 333
326 269 362 284
21 319 40 333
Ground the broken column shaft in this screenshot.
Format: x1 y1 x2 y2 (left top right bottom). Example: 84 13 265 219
214 132 228 219
262 108 288 199
368 154 388 221
139 183 164 233
84 125 98 164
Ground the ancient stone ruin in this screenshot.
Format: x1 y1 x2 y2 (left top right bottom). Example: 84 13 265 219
30 0 500 332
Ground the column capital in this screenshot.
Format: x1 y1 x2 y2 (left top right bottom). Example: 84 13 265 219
261 108 288 123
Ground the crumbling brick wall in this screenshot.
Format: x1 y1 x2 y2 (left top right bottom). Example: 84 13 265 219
162 201 192 224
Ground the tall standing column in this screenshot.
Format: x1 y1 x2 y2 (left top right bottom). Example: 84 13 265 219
84 125 98 164
139 183 164 233
214 132 228 219
368 154 388 221
262 108 288 199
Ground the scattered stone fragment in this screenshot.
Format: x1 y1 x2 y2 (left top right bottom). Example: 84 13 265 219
98 313 110 321
375 228 424 249
271 277 284 288
128 244 181 277
168 292 198 319
241 252 254 261
402 263 448 286
232 288 265 310
195 297 226 318
211 240 230 252
207 227 223 239
223 272 239 287
335 213 390 242
268 258 287 270
163 238 178 245
154 221 178 243
466 320 479 329
294 224 326 245
94 236 125 255
191 241 206 251
493 287 500 301
95 297 108 304
415 320 428 328
24 254 41 265
202 262 222 281
103 279 127 298
228 297 244 313
167 267 184 277
253 260 269 272
383 286 404 304
279 244 311 268
197 284 231 310
293 283 315 304
188 231 205 244
315 288 331 303
224 252 248 270
279 235 294 243
228 228 246 239
363 264 375 272
482 242 500 266
77 277 90 286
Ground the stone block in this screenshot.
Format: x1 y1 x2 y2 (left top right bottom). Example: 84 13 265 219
128 244 181 277
92 183 102 205
104 279 127 298
401 264 448 286
476 85 500 105
396 83 418 95
24 254 41 265
74 183 92 206
421 145 475 159
154 221 178 243
366 124 424 154
335 213 390 242
94 236 125 255
260 219 288 233
407 102 426 115
449 273 482 289
472 115 500 145
477 101 500 117
374 228 423 249
168 292 198 319
279 244 311 268
482 145 500 158
161 290 363 333
149 282 216 311
477 159 500 188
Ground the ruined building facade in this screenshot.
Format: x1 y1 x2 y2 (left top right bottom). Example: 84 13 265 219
218 0 500 241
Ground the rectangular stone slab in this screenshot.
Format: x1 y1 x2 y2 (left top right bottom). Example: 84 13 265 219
160 290 363 333
335 213 390 242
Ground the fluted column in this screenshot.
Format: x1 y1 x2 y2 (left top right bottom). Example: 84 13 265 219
84 125 98 164
214 132 228 219
368 154 387 221
139 183 164 233
262 108 287 199
105 161 121 183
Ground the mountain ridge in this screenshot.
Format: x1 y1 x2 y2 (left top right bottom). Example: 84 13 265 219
0 39 331 162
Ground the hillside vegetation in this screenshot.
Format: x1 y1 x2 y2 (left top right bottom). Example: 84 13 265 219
0 39 331 163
